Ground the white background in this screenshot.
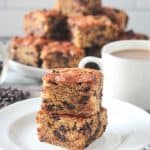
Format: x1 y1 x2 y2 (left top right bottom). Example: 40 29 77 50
0 0 150 36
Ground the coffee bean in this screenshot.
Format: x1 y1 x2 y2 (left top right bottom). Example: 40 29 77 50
0 87 30 109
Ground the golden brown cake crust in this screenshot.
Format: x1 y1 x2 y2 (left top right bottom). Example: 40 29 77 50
43 68 103 84
55 0 101 16
68 15 119 48
68 15 113 29
24 9 62 19
11 35 49 48
41 41 84 59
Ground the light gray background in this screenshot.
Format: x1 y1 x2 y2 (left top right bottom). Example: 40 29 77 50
0 0 150 36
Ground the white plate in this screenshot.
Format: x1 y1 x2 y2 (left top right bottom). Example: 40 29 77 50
0 98 150 150
9 60 49 79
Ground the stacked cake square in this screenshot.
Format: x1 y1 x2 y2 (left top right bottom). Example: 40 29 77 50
10 0 148 70
36 68 107 150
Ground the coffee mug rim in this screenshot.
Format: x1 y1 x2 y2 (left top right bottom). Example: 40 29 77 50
101 40 150 62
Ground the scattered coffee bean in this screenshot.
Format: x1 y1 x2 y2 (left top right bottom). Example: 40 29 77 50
0 87 30 109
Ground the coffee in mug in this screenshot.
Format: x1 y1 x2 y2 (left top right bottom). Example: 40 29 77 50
112 49 150 59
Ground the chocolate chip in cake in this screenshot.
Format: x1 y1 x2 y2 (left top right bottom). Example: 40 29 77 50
72 123 77 130
85 136 95 147
53 115 60 121
59 125 67 133
53 130 67 142
83 86 90 92
63 101 75 110
99 25 106 31
49 81 57 85
79 96 89 104
47 122 52 128
80 122 92 135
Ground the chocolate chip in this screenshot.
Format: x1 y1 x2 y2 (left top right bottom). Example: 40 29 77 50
63 57 69 65
47 105 53 111
113 8 120 13
52 70 59 74
50 81 57 85
72 123 77 130
47 122 52 128
79 96 89 104
80 122 92 135
0 87 30 109
63 101 75 110
53 130 67 142
85 136 95 147
53 115 60 121
59 125 67 133
99 25 106 31
83 86 90 92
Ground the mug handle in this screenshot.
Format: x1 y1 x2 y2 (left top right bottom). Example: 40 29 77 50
0 42 9 84
78 56 103 70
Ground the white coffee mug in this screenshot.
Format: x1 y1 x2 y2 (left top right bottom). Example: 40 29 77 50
79 40 150 110
0 42 9 84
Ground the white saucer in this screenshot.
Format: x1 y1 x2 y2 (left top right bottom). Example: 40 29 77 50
0 98 150 150
9 60 49 79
